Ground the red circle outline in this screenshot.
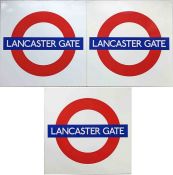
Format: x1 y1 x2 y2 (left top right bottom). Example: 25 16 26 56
97 11 161 76
11 11 75 76
56 98 120 164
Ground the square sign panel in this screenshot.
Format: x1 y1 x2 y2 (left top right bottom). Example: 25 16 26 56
0 1 86 86
44 88 131 174
87 0 173 86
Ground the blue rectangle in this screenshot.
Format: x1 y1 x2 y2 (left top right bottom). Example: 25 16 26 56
3 37 83 50
89 37 169 50
48 124 128 138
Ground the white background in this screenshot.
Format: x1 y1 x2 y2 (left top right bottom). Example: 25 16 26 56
0 1 173 174
0 87 173 174
1 1 173 87
1 1 86 86
87 1 173 86
44 88 131 174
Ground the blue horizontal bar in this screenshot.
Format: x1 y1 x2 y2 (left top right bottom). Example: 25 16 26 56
48 124 128 138
89 37 169 50
3 37 83 50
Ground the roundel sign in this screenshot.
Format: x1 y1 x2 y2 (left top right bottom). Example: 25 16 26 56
4 11 83 76
48 98 128 164
90 11 169 76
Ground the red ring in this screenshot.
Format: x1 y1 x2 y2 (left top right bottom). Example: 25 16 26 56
11 11 75 76
97 11 161 76
56 98 120 164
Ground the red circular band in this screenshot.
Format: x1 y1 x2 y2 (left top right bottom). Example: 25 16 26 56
12 11 75 76
56 98 120 164
97 11 161 76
